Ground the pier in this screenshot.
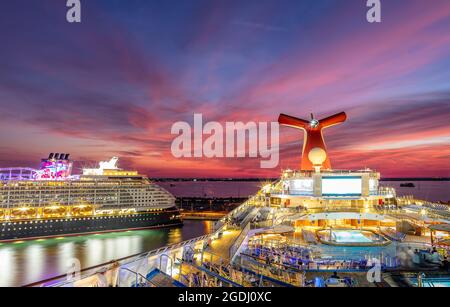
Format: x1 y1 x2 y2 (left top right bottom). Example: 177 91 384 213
181 211 227 220
177 197 248 212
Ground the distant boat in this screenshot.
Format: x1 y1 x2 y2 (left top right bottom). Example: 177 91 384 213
400 183 415 188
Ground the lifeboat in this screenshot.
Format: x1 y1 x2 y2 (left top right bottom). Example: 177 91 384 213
43 206 67 217
11 207 37 219
71 205 93 216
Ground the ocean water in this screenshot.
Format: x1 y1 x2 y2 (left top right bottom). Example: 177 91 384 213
159 181 263 198
380 181 450 203
0 220 213 287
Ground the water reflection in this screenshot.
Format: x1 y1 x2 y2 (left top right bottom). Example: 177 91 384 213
203 220 214 234
0 220 213 287
0 248 16 287
58 242 76 274
167 227 183 245
24 245 44 283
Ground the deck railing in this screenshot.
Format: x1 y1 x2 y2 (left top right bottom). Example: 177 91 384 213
228 222 252 263
27 232 216 287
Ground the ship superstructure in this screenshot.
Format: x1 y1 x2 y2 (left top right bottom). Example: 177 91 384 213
0 154 181 241
251 112 450 247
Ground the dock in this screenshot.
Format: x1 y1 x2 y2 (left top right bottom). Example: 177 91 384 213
181 211 227 220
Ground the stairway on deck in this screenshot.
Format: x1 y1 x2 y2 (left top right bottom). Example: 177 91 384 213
146 269 185 287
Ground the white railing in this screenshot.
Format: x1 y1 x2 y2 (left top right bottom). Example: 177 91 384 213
228 222 252 263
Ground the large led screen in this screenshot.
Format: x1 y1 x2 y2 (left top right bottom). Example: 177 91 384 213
322 177 362 196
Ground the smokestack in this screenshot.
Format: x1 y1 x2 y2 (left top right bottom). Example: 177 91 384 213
64 154 70 160
54 153 60 160
48 153 54 159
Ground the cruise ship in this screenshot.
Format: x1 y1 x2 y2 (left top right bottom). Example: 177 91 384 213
0 154 182 242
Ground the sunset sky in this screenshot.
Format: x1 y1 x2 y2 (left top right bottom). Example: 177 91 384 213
0 0 449 178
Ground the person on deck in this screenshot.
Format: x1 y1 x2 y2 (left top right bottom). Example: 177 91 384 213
330 271 340 280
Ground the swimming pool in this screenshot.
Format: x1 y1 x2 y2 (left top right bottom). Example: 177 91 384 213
331 230 373 243
317 229 391 247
